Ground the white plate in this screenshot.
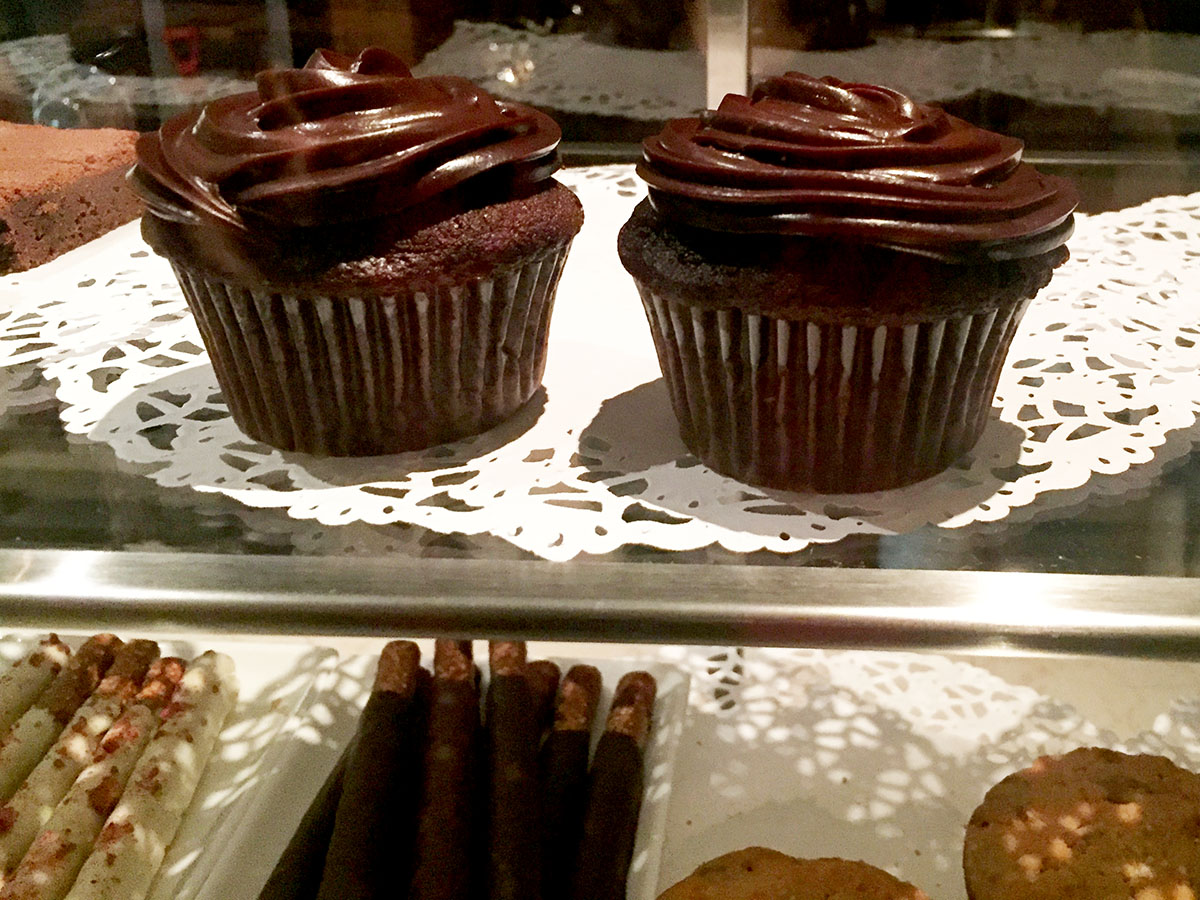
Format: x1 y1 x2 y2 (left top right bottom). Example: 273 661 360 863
213 644 690 900
0 632 336 900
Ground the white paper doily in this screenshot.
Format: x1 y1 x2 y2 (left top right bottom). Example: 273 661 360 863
2 165 1199 560
655 646 1200 898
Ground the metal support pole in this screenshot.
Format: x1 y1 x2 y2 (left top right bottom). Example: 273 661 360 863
706 0 750 107
264 0 295 68
139 0 174 80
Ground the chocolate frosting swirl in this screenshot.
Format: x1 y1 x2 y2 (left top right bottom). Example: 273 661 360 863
639 73 1078 262
133 47 562 231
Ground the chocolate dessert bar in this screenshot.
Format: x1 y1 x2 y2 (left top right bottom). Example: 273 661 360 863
0 122 142 274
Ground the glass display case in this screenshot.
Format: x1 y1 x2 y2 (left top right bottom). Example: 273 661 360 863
0 1 1197 643
1 7 1200 898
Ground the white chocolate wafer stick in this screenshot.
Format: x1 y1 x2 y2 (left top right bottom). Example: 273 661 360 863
0 641 159 876
0 636 121 803
0 658 185 900
0 638 70 735
64 651 238 900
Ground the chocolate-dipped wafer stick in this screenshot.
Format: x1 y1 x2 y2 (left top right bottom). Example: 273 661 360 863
315 641 428 900
525 660 561 734
486 641 541 900
567 671 657 900
0 635 121 803
256 739 354 900
410 640 480 900
540 665 602 900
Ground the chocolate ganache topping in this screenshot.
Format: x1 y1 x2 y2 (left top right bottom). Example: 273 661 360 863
133 47 562 231
639 73 1078 262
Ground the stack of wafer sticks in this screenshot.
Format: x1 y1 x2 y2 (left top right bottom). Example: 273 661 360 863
0 634 238 900
260 639 657 900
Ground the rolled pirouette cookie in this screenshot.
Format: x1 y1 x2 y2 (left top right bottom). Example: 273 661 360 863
0 640 159 875
568 671 657 900
256 739 354 900
410 640 481 900
540 665 602 900
315 641 428 900
486 641 542 900
64 651 237 900
0 635 121 802
0 656 185 900
0 638 70 734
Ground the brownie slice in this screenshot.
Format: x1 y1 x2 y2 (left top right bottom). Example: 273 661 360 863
0 121 142 274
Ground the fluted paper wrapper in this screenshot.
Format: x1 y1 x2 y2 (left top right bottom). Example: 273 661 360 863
637 285 1032 493
169 244 571 456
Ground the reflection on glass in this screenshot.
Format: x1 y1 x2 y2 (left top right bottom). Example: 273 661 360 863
748 0 1200 154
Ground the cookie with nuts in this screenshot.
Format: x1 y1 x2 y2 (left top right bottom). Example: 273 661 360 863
963 747 1200 900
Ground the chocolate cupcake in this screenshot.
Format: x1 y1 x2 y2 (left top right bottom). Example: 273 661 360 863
657 848 930 900
133 48 583 456
963 748 1200 900
619 73 1078 492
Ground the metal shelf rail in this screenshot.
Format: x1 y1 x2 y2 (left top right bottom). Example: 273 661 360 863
2 549 1198 658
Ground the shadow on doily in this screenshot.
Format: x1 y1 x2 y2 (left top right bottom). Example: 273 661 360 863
295 388 550 486
663 678 1000 900
577 378 1030 538
948 408 1200 541
577 376 688 472
664 642 1200 900
87 364 550 488
158 644 368 900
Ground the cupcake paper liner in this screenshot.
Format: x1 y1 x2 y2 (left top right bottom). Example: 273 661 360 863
638 285 1032 493
170 243 571 456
